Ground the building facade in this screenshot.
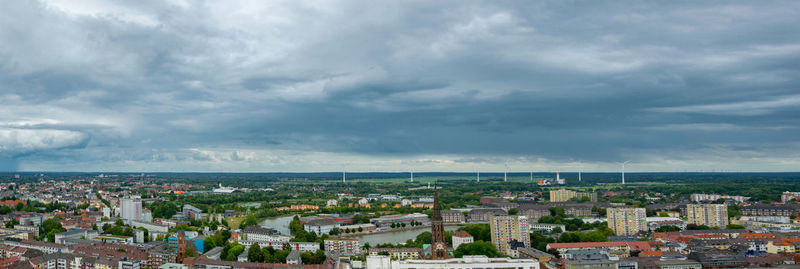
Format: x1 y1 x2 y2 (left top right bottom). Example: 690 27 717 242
489 215 530 258
324 238 360 256
607 208 647 236
452 231 474 250
120 198 142 221
687 204 728 228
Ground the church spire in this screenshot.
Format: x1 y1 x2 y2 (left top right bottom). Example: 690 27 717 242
431 180 448 259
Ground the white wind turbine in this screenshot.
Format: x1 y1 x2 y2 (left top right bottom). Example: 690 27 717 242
504 162 508 182
621 160 631 185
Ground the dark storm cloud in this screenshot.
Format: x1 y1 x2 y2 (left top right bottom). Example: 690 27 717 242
1 0 799 171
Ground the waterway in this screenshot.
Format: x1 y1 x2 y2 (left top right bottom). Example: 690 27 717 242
353 226 460 246
260 215 460 246
259 215 296 235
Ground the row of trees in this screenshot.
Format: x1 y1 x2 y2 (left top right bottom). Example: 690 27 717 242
246 243 327 264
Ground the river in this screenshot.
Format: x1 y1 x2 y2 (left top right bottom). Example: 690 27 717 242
259 215 296 235
259 215 460 246
352 226 460 246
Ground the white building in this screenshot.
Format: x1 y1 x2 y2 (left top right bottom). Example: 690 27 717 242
102 207 111 218
242 226 291 243
304 218 339 235
452 231 474 250
285 242 320 252
129 220 169 234
327 199 338 207
529 223 567 233
324 238 361 256
120 197 142 221
365 255 539 269
401 199 412 207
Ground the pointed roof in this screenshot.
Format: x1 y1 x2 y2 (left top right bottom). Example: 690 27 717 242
432 180 442 221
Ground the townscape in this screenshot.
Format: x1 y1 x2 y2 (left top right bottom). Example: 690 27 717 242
1 173 800 269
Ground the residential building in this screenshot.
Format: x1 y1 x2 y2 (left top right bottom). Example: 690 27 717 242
467 208 507 222
286 250 301 265
120 198 142 221
440 210 465 223
741 204 800 216
550 189 597 203
691 193 749 203
241 226 279 242
182 205 202 221
284 242 320 252
517 204 551 221
326 199 338 207
687 204 728 228
607 208 647 236
452 231 473 250
324 238 360 256
303 219 339 235
367 248 422 260
489 215 530 258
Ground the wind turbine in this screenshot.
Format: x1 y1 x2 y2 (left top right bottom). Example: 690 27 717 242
504 162 508 182
621 161 631 185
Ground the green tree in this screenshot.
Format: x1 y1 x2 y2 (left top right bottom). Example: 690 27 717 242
453 241 503 258
248 243 264 262
457 224 491 242
40 218 66 242
5 219 19 228
184 248 197 258
654 225 681 232
273 250 290 263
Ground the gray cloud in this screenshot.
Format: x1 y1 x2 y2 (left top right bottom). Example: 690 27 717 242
1 0 799 172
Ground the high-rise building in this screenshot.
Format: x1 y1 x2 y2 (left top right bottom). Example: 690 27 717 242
549 189 597 202
550 189 575 202
489 215 530 258
120 197 142 221
606 208 647 236
687 204 728 228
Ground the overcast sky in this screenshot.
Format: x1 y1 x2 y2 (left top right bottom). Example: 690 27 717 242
1 0 799 172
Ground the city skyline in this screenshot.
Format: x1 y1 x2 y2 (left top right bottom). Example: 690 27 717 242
2 1 800 172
